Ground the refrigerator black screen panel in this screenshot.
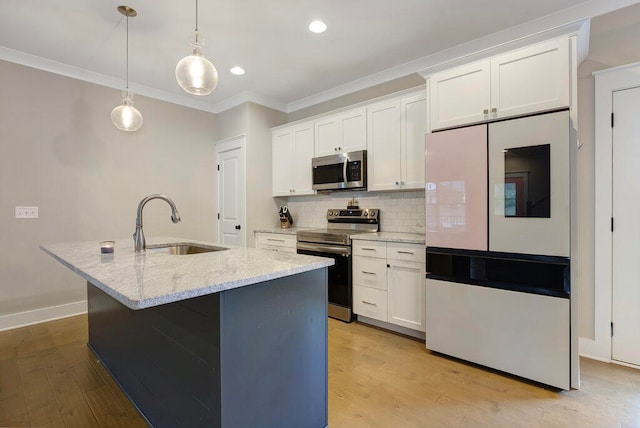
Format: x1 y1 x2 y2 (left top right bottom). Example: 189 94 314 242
504 144 551 218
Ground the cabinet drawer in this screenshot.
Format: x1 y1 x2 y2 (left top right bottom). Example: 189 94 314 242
255 233 296 249
353 286 387 321
256 244 296 254
353 240 387 258
353 256 387 290
387 243 425 263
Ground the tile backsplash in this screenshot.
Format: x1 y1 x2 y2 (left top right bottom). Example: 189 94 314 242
282 190 425 234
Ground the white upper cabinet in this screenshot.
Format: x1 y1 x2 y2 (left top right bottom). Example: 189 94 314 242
367 91 427 191
491 39 569 119
272 123 315 197
429 60 491 131
401 93 428 189
314 108 367 156
429 38 570 130
367 100 401 191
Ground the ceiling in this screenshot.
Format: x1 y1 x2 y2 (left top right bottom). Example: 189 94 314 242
0 0 636 114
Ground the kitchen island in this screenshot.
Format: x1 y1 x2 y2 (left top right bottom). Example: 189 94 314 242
41 237 333 428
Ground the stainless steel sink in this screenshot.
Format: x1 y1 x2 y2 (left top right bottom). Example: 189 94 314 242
146 243 227 255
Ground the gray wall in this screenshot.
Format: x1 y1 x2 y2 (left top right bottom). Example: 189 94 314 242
576 3 640 340
216 102 287 246
0 60 218 318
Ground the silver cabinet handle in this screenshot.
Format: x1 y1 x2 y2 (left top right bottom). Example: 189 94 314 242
362 271 376 275
267 238 286 242
362 248 376 251
483 109 489 114
491 107 497 113
398 251 414 255
362 300 377 306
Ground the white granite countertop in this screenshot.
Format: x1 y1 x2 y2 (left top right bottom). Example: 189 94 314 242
351 232 425 245
253 228 307 235
41 237 333 310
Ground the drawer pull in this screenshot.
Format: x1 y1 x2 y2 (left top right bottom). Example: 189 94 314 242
362 300 377 306
398 251 415 255
362 248 376 251
266 238 286 242
362 271 376 275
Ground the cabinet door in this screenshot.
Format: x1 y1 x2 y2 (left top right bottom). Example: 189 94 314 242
491 38 569 119
339 108 367 152
314 116 340 156
429 60 491 130
425 124 488 251
401 93 428 189
367 100 402 191
292 124 315 195
388 260 425 332
272 130 294 196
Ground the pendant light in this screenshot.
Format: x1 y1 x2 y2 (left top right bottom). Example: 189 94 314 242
175 0 218 95
111 6 143 132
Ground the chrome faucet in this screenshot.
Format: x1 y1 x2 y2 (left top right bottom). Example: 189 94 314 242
133 194 181 252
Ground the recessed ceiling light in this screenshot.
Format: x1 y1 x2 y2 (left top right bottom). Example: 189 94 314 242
308 20 327 34
230 66 245 75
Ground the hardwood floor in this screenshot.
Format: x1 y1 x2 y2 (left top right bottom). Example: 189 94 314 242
1 315 639 427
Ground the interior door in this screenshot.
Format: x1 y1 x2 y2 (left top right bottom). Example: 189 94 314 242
217 136 246 247
612 86 640 366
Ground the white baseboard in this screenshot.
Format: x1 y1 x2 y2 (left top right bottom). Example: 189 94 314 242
579 336 611 363
0 301 87 332
356 315 426 340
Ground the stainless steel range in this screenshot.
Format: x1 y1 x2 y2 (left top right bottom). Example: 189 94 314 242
297 208 380 322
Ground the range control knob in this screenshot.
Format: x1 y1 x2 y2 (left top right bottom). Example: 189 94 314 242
363 211 369 217
370 211 376 217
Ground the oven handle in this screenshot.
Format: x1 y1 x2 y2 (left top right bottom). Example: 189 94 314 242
297 242 351 256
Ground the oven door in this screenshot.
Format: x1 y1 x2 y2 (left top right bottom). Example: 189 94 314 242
297 242 353 322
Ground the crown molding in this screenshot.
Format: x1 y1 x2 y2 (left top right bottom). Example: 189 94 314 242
211 91 287 113
1 0 637 115
284 0 638 113
0 46 289 114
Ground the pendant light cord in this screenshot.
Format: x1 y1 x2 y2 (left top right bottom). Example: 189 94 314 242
194 0 199 44
126 13 129 89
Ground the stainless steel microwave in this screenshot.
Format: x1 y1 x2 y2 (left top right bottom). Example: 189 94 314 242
312 150 367 191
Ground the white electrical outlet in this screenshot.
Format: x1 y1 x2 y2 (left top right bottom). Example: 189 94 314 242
15 206 38 219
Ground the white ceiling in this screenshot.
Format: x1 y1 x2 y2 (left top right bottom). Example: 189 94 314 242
0 0 637 114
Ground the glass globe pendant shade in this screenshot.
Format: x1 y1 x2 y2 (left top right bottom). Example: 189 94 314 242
176 40 218 95
111 88 143 132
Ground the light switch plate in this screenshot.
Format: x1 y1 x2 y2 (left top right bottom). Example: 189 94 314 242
16 206 38 219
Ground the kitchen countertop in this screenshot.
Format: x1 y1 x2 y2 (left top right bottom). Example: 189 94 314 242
253 228 306 235
351 232 425 245
40 236 333 310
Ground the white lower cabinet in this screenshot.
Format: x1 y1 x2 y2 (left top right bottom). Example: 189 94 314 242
388 260 425 331
255 232 297 254
353 286 388 321
353 241 426 333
